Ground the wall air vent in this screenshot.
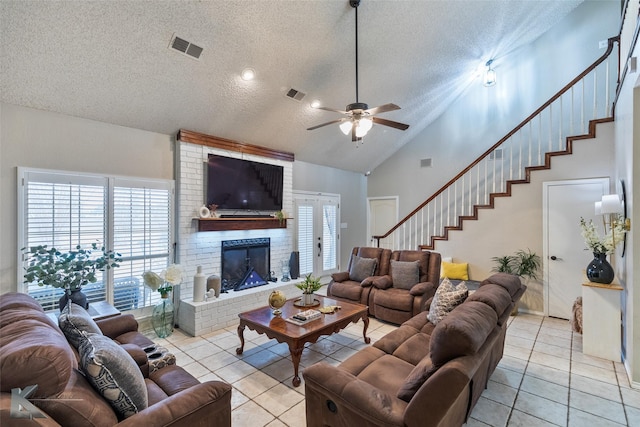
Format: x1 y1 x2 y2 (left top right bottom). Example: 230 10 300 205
420 158 432 168
285 88 306 102
489 148 503 160
169 34 203 60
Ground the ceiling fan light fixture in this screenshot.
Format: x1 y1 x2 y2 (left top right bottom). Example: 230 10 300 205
339 121 353 135
356 117 373 137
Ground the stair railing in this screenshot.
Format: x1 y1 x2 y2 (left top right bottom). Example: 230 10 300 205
374 36 620 251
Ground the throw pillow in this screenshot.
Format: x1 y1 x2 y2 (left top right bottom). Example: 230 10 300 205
349 255 377 282
59 300 103 348
78 332 148 419
440 257 453 278
441 261 469 280
391 259 420 290
427 278 468 324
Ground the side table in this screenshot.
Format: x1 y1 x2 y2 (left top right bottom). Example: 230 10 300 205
47 300 121 323
582 278 623 361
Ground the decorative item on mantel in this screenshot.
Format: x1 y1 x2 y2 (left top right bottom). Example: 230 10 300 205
143 264 183 338
207 274 221 297
579 216 626 284
281 259 291 282
295 274 323 306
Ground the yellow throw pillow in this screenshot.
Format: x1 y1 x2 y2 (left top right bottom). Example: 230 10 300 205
441 261 469 280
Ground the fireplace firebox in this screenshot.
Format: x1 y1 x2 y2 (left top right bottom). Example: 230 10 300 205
221 238 271 292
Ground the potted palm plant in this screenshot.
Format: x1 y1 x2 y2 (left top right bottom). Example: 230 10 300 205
295 273 323 306
491 249 541 315
23 243 121 311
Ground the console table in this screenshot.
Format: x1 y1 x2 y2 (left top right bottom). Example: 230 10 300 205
582 278 623 362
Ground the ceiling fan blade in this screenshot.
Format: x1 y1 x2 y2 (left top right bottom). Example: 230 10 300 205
317 106 348 114
372 116 410 130
365 103 401 115
307 118 347 131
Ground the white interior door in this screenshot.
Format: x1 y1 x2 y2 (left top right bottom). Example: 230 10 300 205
543 178 609 319
294 192 340 279
367 197 398 249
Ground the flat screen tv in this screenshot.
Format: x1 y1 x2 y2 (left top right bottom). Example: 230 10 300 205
206 154 283 211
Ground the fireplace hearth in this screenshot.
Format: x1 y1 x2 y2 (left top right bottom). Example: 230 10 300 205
221 238 271 292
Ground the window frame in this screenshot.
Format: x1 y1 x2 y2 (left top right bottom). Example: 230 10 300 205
17 167 175 312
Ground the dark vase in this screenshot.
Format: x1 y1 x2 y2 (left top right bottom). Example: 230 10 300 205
58 288 89 311
586 252 615 284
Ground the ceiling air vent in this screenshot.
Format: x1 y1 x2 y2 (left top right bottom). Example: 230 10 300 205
285 88 306 102
420 158 432 168
169 35 203 60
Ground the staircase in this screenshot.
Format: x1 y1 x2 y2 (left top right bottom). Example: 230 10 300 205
373 36 620 251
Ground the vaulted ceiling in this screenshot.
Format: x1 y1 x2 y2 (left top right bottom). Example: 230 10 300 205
1 0 583 172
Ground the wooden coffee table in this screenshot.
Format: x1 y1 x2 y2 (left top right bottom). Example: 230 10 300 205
236 295 370 387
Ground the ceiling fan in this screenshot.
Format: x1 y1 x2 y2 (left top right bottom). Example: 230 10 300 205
307 0 409 143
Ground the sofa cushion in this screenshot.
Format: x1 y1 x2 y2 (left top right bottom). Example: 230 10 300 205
427 278 468 324
59 300 103 348
392 333 431 365
374 288 414 312
349 255 377 282
429 301 497 366
396 355 436 402
374 324 421 355
78 332 148 419
391 260 420 290
329 280 364 302
467 283 512 319
357 354 415 396
441 261 469 280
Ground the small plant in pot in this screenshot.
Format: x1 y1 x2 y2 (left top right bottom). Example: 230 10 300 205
23 243 121 311
491 249 541 315
295 274 322 306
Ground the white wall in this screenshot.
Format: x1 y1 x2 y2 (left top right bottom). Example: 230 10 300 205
368 1 619 217
292 160 368 271
614 0 640 387
0 103 174 294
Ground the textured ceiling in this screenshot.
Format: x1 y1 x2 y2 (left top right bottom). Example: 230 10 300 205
1 0 583 173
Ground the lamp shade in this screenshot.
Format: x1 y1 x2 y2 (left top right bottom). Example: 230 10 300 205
601 194 623 214
339 121 353 135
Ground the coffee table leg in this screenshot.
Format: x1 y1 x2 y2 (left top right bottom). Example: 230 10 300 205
288 344 304 387
236 322 246 355
362 314 371 344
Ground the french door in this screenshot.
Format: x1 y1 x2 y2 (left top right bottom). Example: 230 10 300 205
293 191 340 279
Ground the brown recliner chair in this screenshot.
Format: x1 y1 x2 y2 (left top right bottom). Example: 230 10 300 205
327 247 391 314
370 250 442 324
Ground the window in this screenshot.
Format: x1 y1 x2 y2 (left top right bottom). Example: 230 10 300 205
18 168 174 312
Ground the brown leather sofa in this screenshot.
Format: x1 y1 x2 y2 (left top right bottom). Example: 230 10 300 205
304 273 525 427
328 247 441 324
0 292 232 426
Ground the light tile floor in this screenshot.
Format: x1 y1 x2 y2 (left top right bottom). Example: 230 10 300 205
145 313 638 426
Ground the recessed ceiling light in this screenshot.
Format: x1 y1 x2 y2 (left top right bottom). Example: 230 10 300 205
310 100 321 108
241 68 255 81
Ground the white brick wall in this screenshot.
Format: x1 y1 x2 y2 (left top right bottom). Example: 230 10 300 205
176 140 295 335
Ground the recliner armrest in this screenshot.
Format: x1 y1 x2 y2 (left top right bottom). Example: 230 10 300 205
331 271 350 282
409 281 436 296
372 275 393 289
96 314 139 339
117 381 232 427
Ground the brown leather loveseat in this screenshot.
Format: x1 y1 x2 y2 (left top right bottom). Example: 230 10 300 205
304 273 525 427
0 292 232 426
328 247 441 324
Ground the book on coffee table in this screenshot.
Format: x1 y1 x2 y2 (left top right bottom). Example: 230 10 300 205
285 309 322 325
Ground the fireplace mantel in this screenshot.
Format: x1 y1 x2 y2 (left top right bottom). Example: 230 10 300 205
196 217 288 232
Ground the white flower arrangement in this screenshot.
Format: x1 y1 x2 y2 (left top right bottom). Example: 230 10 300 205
579 216 626 255
143 264 183 296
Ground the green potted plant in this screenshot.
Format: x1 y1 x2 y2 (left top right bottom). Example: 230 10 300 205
295 273 322 305
491 249 541 315
23 243 121 311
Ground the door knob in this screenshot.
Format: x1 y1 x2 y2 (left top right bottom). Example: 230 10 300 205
550 256 558 260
